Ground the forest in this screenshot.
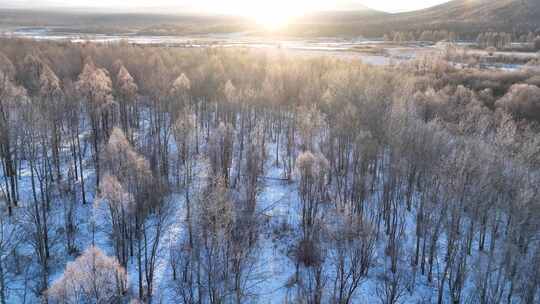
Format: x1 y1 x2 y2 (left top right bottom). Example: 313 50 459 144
0 38 539 303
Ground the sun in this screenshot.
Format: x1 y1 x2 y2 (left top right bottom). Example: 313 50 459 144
230 0 305 30
252 9 293 30
251 6 301 30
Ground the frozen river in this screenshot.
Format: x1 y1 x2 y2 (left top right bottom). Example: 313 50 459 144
1 27 534 70
0 27 426 66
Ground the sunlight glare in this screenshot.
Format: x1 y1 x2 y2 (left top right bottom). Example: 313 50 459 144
252 8 293 30
231 0 307 30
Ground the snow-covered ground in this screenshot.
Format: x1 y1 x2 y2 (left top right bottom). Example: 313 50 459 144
1 125 502 304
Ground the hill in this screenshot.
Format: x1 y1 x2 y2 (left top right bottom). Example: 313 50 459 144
389 0 540 33
289 0 540 37
0 9 252 35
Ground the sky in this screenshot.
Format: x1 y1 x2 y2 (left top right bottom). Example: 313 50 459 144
2 0 451 14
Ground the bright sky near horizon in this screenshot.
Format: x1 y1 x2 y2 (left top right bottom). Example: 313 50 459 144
3 0 450 13
2 0 453 29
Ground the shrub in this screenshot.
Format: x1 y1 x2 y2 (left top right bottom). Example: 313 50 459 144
496 84 540 121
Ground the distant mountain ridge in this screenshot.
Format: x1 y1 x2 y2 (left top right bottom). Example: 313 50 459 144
0 0 539 37
285 0 540 37
391 0 540 32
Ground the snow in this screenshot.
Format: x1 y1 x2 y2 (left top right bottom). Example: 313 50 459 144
0 134 475 304
1 97 529 303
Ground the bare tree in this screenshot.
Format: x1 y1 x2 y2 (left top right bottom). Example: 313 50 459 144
76 59 114 188
47 246 128 304
114 64 138 141
329 208 376 304
0 54 25 215
103 127 166 303
0 210 21 304
296 151 329 239
208 123 234 187
96 174 133 267
375 270 407 304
